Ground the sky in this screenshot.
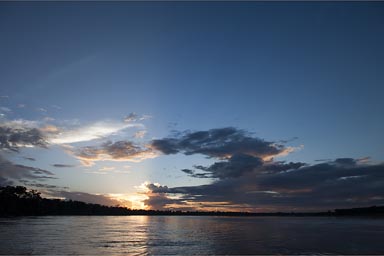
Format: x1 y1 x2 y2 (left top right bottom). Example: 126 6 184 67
1 1 384 212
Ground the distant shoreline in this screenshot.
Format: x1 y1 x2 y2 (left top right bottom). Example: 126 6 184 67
2 213 384 217
1 186 384 217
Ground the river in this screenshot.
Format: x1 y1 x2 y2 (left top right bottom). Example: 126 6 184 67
0 216 383 255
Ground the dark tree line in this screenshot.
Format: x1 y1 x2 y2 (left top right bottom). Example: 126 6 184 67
1 186 384 216
0 186 137 216
334 205 384 216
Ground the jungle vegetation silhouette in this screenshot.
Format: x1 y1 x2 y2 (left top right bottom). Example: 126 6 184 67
1 186 383 216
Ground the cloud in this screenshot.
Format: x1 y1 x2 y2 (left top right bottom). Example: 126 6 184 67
184 154 263 179
259 158 383 193
40 125 59 133
36 107 48 113
0 121 47 151
134 130 147 139
143 192 180 210
84 166 133 175
47 121 143 145
181 169 194 175
49 190 132 208
72 140 158 166
52 164 76 168
143 158 384 211
140 182 187 210
151 127 290 160
51 105 62 110
0 176 13 186
124 113 140 122
1 117 148 153
140 127 307 210
23 157 36 161
151 128 299 181
145 183 170 193
124 113 151 123
0 107 11 113
263 161 307 173
21 182 67 190
99 166 115 171
0 155 55 186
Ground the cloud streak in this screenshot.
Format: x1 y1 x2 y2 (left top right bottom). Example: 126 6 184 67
47 121 143 145
0 155 55 186
52 164 76 168
72 140 157 166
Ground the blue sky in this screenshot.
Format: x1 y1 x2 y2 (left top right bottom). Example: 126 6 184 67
1 2 384 211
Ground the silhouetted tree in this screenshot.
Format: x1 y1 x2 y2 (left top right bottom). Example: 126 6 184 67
1 186 384 217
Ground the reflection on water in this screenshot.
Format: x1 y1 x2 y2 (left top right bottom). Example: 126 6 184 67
0 216 384 255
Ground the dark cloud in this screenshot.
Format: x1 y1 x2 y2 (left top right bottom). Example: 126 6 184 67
143 192 179 210
259 158 373 190
23 157 36 161
22 182 66 190
181 169 194 175
142 183 187 210
151 127 289 159
263 161 307 173
52 164 76 168
73 140 156 166
49 190 131 208
0 126 47 151
144 159 384 211
314 159 332 162
146 183 170 193
334 158 356 166
0 176 13 186
0 155 55 185
185 154 263 179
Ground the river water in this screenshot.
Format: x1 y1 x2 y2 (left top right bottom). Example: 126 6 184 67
0 216 383 255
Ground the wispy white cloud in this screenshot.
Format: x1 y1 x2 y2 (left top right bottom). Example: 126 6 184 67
85 166 131 175
0 107 11 113
36 107 48 113
134 130 147 139
47 121 144 145
51 105 62 110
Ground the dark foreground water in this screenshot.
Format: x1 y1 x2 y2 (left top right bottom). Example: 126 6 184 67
0 216 383 255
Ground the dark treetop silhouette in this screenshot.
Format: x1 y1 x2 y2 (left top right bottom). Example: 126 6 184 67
1 186 384 217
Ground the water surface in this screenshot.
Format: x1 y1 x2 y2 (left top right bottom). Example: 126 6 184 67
0 216 383 255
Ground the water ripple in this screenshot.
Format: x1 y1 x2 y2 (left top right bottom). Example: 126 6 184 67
0 216 383 255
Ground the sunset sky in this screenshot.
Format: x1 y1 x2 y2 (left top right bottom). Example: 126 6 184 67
1 2 384 212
